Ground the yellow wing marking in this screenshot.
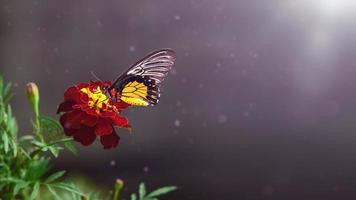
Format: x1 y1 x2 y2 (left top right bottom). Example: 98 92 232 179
122 86 136 93
120 96 149 106
130 81 140 87
120 81 149 106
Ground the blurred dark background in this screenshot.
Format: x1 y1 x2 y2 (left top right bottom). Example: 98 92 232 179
1 0 356 199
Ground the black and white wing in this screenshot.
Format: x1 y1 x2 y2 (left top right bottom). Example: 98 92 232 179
112 49 176 86
109 49 176 106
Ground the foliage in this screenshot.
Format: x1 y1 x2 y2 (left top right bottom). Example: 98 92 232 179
0 76 176 200
0 77 83 199
130 183 177 200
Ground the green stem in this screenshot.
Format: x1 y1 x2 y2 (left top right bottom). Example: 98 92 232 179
34 110 44 143
113 189 120 200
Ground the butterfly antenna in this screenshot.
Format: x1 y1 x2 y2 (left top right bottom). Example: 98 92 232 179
90 71 103 83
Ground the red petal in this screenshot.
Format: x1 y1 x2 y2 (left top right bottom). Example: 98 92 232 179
111 114 129 127
77 83 89 89
89 83 99 91
94 120 113 136
100 130 120 149
82 107 98 116
102 110 115 117
80 93 89 103
102 103 107 110
114 101 130 109
60 110 86 129
64 86 80 101
81 114 98 127
73 125 96 146
60 113 69 128
103 81 112 86
123 123 131 129
57 100 75 113
63 127 77 136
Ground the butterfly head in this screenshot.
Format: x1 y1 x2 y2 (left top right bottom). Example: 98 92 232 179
102 85 120 102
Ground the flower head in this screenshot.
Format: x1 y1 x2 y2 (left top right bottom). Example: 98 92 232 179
57 81 131 149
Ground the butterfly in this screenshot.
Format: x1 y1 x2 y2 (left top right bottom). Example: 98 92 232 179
103 49 176 106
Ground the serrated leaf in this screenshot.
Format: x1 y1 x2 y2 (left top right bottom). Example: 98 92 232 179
131 193 137 200
146 186 177 198
45 170 66 183
139 182 146 199
30 182 40 200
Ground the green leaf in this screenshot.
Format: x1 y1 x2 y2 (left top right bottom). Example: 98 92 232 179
51 182 84 196
63 140 78 155
40 116 63 135
25 157 50 181
146 186 177 198
131 193 137 200
31 140 47 148
19 135 35 143
30 182 40 200
139 182 146 199
11 139 17 157
45 170 66 183
6 106 17 137
2 133 9 153
49 146 63 157
0 177 23 183
0 76 3 89
46 184 62 200
0 78 13 104
13 181 30 195
4 93 14 105
3 82 12 98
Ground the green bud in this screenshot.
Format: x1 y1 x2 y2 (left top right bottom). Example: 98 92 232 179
113 179 124 200
26 82 39 116
81 194 89 200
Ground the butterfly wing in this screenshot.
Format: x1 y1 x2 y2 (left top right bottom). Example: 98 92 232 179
110 49 176 106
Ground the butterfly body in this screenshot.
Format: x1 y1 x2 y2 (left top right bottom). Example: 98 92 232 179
104 49 176 106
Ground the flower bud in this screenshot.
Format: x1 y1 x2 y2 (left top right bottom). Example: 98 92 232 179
26 82 40 116
115 179 124 188
81 195 89 200
113 179 124 200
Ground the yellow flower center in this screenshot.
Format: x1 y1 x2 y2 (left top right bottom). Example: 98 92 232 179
81 86 109 109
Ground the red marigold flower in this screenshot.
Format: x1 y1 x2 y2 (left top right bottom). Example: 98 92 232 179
57 81 131 149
